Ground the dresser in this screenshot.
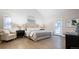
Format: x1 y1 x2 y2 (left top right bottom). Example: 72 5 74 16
65 32 79 49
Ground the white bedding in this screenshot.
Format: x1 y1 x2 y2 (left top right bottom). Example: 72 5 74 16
25 30 40 37
25 28 41 37
25 30 51 41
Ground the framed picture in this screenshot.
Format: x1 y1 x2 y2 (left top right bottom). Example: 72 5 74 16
65 19 72 27
65 18 79 28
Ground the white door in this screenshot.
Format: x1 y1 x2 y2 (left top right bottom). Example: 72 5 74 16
54 19 62 35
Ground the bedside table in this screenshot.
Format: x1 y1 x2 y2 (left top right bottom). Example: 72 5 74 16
16 30 25 38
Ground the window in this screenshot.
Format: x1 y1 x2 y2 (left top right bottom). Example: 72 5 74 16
3 16 11 29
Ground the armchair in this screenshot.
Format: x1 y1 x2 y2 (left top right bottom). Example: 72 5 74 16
0 30 16 41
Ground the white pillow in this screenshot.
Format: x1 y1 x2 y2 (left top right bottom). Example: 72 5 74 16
21 27 25 30
25 30 31 37
9 29 15 33
3 30 10 34
27 28 40 31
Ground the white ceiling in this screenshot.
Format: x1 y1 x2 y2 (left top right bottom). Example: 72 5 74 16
0 9 43 19
37 9 79 18
0 9 79 20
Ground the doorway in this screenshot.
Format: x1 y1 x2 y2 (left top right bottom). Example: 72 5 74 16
54 19 62 36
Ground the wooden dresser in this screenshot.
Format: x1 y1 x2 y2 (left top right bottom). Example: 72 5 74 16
65 32 79 49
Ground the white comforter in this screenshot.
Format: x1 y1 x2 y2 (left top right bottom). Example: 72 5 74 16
26 30 51 41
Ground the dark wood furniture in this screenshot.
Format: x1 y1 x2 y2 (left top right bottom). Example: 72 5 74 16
65 32 79 49
16 30 25 38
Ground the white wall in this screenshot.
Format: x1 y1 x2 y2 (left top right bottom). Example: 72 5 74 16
0 9 79 34
42 9 79 34
0 9 44 28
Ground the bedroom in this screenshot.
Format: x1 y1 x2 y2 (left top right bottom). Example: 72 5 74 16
0 9 79 49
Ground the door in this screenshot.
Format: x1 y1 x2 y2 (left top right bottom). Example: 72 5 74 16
54 19 62 35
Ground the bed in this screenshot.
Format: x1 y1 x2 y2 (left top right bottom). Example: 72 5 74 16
25 30 51 41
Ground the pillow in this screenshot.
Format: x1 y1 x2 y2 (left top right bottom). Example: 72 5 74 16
3 30 10 34
40 29 45 30
8 29 15 34
21 27 25 30
27 28 40 31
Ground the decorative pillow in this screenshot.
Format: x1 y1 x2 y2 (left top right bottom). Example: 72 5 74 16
3 30 10 34
27 28 40 31
8 29 15 34
21 27 25 30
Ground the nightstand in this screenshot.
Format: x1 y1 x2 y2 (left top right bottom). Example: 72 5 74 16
16 30 25 38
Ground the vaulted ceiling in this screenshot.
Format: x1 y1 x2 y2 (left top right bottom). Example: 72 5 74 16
0 9 79 20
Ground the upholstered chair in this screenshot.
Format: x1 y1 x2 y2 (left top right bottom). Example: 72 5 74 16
0 30 16 41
